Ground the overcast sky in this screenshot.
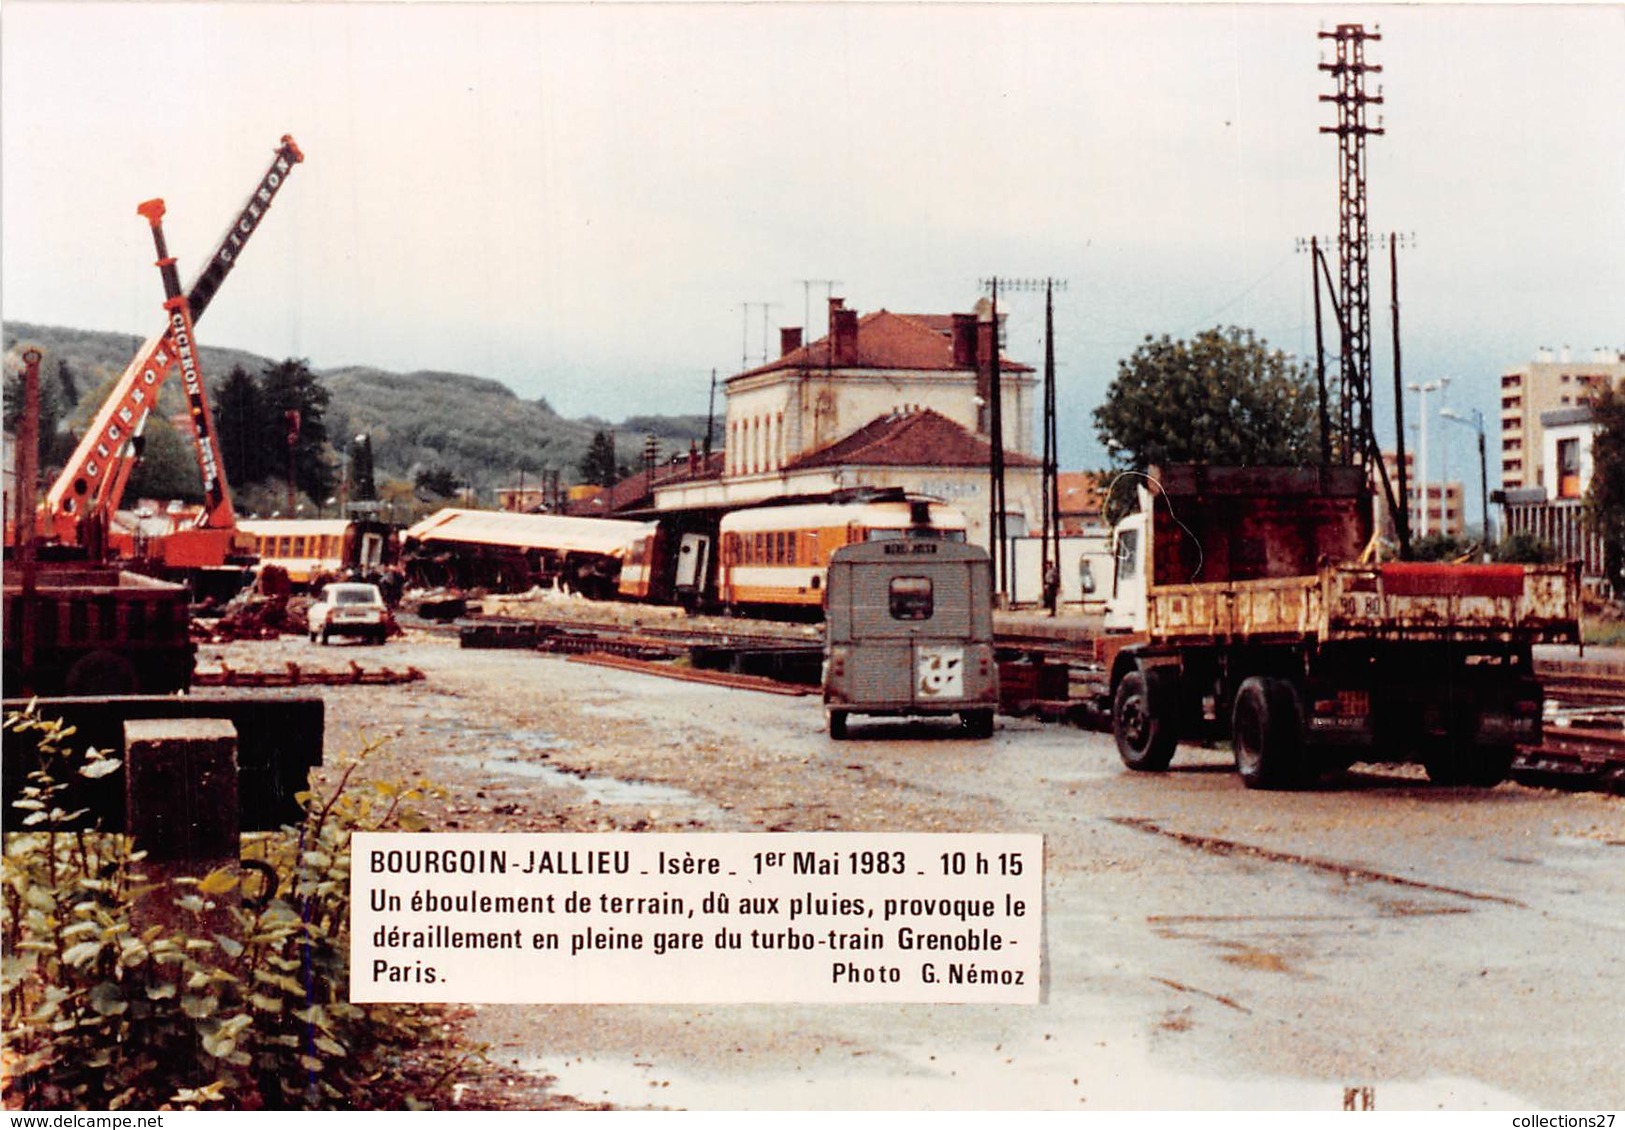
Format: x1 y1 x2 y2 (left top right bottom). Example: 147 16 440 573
3 2 1621 481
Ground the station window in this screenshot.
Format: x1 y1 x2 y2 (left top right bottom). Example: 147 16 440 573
889 576 934 621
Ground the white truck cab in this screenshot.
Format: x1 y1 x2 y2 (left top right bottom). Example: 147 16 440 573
1102 490 1151 634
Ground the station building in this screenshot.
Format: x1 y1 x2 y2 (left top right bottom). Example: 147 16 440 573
648 297 1044 552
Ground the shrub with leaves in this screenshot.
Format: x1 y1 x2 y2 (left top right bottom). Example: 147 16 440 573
2 708 468 1110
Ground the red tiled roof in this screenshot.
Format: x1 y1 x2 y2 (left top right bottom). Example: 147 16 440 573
788 408 1040 471
1056 471 1106 517
736 308 1033 379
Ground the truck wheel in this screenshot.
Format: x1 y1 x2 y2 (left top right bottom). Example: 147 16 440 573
828 710 850 740
64 650 138 695
1468 746 1515 787
960 709 995 739
1430 744 1514 788
1232 676 1305 790
1113 667 1178 771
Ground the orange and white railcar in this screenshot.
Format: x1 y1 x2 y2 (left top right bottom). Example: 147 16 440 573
715 497 968 614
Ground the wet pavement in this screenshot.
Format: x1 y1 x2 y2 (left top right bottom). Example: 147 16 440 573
198 629 1625 1111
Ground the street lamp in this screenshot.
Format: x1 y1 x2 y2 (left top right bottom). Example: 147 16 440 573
1441 407 1491 556
1407 380 1440 538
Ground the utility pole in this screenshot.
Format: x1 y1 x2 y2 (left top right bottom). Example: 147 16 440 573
978 276 1065 606
979 278 1007 601
15 349 42 695
760 302 781 365
1387 231 1414 556
795 279 841 344
704 368 717 463
1408 379 1440 538
1319 22 1385 470
1043 281 1061 615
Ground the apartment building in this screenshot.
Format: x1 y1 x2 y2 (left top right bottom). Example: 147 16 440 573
1499 347 1625 490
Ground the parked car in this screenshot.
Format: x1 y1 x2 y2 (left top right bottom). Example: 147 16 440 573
308 582 392 644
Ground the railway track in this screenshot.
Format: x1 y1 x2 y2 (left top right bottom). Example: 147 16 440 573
419 608 1625 793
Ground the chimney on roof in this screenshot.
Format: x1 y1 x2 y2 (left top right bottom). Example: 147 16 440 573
976 314 997 369
952 313 977 367
780 327 803 357
831 302 859 365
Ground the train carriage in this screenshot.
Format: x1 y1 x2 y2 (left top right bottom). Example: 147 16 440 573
715 496 968 616
400 508 654 598
239 518 396 588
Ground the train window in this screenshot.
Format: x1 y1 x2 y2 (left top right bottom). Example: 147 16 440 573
889 577 934 621
867 528 903 541
293 536 307 557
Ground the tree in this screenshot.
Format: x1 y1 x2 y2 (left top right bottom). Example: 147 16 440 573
4 349 78 473
258 358 334 503
56 358 80 405
579 429 620 487
1584 382 1625 591
213 365 267 487
1094 326 1321 472
350 433 378 502
124 416 202 503
414 465 461 499
1493 531 1558 565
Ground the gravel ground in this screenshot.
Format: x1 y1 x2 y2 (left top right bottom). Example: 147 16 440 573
194 617 1625 1111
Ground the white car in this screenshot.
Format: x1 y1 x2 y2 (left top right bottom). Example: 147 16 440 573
308 582 391 645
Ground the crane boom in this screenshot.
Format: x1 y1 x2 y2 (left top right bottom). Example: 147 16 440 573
43 136 303 549
187 135 303 322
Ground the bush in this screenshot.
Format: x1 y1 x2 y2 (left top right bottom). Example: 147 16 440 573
2 709 467 1110
1492 532 1559 565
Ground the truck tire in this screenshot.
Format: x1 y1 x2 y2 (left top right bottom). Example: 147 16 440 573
828 710 850 740
1232 676 1305 790
1113 667 1178 772
63 650 138 695
960 709 995 739
1427 744 1514 788
1468 746 1515 787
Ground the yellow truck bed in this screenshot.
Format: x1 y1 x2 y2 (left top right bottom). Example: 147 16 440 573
1147 561 1583 645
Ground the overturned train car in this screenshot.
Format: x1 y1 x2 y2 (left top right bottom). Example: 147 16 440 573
400 508 653 599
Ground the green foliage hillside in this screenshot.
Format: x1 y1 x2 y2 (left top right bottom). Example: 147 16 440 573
321 366 597 489
3 321 708 494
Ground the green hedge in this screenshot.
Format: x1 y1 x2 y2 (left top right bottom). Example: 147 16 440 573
3 709 471 1110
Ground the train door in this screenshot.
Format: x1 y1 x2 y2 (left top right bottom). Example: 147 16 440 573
675 533 711 598
359 531 385 571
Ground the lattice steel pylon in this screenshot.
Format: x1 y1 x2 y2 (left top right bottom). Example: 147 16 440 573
1319 23 1384 466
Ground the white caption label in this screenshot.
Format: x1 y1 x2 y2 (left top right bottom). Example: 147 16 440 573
351 832 1042 1004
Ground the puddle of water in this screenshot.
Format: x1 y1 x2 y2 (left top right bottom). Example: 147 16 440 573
450 749 709 807
433 723 728 816
523 1035 1532 1111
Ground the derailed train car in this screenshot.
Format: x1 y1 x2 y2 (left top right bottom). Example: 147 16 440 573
399 493 970 616
400 508 654 599
617 493 970 617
